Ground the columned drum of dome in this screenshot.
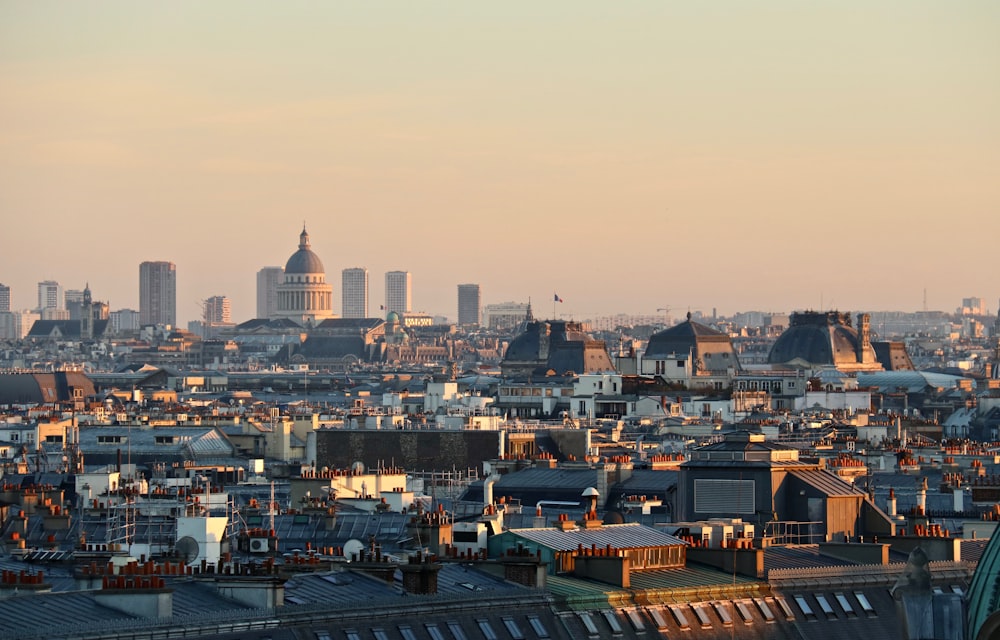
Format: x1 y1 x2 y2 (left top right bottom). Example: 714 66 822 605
274 226 335 326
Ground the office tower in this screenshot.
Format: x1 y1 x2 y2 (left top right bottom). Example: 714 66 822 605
65 289 85 320
0 284 10 312
341 268 369 319
385 271 411 315
139 261 177 327
256 266 284 319
37 280 63 311
204 296 232 324
457 283 481 326
110 309 141 334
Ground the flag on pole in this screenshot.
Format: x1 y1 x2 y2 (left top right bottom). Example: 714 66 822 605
554 293 563 303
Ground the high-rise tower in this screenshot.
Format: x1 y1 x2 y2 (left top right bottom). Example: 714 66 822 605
457 283 481 326
0 283 10 313
385 271 412 316
37 280 63 312
342 268 369 319
256 266 284 319
204 296 232 324
139 261 177 327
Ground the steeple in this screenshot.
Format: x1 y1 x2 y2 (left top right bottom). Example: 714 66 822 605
299 224 310 250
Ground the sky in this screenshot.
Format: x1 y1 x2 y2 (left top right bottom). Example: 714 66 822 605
2 2 998 325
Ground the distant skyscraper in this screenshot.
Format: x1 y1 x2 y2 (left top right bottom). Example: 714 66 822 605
256 266 284 319
110 309 140 334
342 268 369 318
385 271 411 315
139 261 177 326
37 280 62 312
0 284 10 313
457 284 481 326
204 296 232 324
65 289 85 320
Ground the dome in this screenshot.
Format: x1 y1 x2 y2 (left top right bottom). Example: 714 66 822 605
768 311 874 366
386 311 401 323
284 226 325 274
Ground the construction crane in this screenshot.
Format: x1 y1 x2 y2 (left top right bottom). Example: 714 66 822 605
656 307 672 326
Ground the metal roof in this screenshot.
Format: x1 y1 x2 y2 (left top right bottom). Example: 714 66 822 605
503 523 686 552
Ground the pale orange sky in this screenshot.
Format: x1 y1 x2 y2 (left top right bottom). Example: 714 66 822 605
2 2 998 324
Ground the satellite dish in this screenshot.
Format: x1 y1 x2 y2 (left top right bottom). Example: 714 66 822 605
175 536 200 564
342 538 365 562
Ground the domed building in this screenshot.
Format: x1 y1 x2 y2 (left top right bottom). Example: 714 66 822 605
274 226 335 326
767 311 882 372
500 319 615 380
640 312 742 389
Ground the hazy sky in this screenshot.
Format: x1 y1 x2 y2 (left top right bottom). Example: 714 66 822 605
2 2 998 325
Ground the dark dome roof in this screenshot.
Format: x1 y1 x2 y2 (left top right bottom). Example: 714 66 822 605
284 227 325 274
644 315 727 358
767 311 871 366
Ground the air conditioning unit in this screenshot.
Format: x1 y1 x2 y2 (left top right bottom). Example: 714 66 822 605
249 538 269 554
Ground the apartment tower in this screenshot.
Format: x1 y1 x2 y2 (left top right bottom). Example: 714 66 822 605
256 266 284 319
139 261 177 327
342 268 369 319
384 271 412 315
457 283 481 326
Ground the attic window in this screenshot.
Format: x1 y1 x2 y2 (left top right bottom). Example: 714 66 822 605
712 602 733 626
476 620 498 640
97 435 124 444
578 612 600 635
155 436 175 445
601 610 623 634
854 592 876 615
446 621 467 640
527 616 549 638
502 618 525 640
624 609 645 631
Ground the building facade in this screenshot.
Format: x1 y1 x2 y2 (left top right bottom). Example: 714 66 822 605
204 296 232 324
139 261 177 327
37 280 62 312
483 301 531 331
110 308 141 334
385 270 411 315
0 283 10 313
341 267 368 318
256 266 283 319
457 283 481 326
274 227 334 326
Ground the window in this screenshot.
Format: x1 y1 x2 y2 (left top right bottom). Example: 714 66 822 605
647 607 668 631
45 435 63 443
712 602 733 626
155 436 175 445
97 435 124 444
793 596 817 621
372 630 390 640
476 620 498 640
601 610 622 634
398 625 417 640
815 595 835 617
578 612 600 635
344 631 360 640
734 600 754 624
691 604 712 628
623 609 645 632
446 622 467 640
667 605 690 630
754 598 775 622
502 617 524 640
854 592 875 615
834 593 855 617
527 616 549 638
424 623 445 640
773 596 795 621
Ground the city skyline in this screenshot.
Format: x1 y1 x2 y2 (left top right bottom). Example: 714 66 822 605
2 3 998 323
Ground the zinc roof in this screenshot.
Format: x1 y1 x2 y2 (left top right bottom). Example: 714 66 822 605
504 522 686 552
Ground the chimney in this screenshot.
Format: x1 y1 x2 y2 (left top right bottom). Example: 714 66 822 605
500 545 547 588
887 488 897 517
399 551 441 595
94 576 172 618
